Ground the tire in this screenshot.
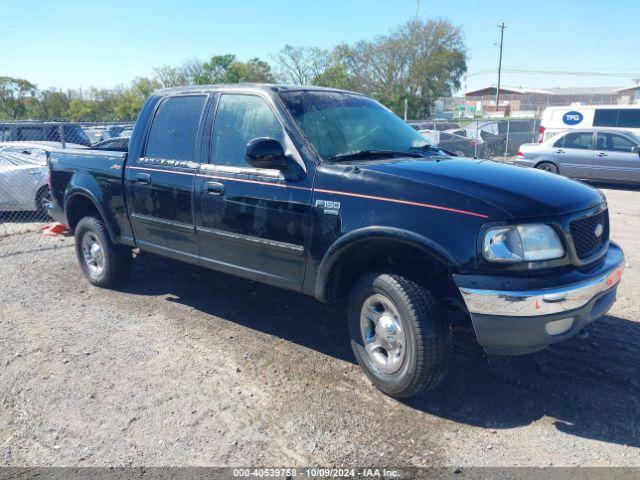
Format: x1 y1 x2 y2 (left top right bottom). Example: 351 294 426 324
35 187 52 219
74 216 132 288
536 162 559 174
347 272 451 398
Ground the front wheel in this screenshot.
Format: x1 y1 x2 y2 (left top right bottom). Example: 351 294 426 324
536 162 559 174
74 216 132 288
347 273 451 398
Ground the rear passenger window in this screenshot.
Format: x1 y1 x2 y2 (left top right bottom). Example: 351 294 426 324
146 95 207 161
558 132 593 149
593 109 619 127
618 109 640 129
210 94 284 167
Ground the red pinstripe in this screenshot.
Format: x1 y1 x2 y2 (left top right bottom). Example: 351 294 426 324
127 165 488 218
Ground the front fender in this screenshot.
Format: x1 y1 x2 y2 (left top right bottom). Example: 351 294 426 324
313 226 457 301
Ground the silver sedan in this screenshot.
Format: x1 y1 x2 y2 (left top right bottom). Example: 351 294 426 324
515 128 640 183
0 143 53 215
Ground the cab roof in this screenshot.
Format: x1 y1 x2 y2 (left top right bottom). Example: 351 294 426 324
155 83 361 96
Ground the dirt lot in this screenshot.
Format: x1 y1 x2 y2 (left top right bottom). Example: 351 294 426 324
0 185 639 467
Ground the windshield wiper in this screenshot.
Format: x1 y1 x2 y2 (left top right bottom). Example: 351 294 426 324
329 149 424 162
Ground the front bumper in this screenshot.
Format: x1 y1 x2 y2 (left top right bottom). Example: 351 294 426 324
454 242 624 355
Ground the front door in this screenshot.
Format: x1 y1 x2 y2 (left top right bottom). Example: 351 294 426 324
194 93 312 291
552 131 594 179
593 132 640 183
126 94 208 261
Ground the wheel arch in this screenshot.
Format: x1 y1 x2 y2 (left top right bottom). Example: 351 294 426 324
533 158 559 170
64 190 117 242
314 226 459 303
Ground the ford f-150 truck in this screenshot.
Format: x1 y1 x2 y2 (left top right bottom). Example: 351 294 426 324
48 84 624 398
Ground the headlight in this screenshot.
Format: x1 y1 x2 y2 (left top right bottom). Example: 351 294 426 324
483 224 564 263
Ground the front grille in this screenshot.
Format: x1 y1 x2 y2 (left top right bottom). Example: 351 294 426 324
570 210 609 259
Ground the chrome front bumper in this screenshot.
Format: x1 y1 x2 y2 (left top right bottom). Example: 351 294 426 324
459 260 623 317
454 242 624 355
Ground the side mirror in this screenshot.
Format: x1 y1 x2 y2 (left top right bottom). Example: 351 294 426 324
245 137 289 170
632 145 640 154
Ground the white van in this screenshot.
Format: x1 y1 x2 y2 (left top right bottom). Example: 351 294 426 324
539 104 640 142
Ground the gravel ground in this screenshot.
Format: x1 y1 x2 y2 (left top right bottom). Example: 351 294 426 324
0 185 639 467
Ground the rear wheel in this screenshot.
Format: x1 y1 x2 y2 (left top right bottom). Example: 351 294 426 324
347 273 451 398
536 162 559 174
35 187 52 218
74 216 132 288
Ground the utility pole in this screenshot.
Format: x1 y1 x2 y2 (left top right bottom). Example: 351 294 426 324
495 22 506 111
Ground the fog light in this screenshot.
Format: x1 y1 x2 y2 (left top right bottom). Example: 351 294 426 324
545 318 574 336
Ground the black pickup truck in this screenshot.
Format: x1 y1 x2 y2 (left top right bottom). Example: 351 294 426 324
48 84 624 398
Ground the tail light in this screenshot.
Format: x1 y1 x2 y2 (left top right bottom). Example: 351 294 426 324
517 149 524 158
470 139 476 148
538 126 545 143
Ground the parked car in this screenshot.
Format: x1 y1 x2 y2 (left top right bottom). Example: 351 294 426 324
0 142 54 216
83 128 107 145
418 129 480 157
466 119 539 155
0 122 92 147
103 124 134 139
516 128 640 183
408 120 459 131
90 136 129 152
48 85 623 398
540 105 640 142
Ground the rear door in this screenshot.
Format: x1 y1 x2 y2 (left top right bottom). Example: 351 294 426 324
194 93 312 291
126 94 208 261
593 132 640 182
552 131 594 179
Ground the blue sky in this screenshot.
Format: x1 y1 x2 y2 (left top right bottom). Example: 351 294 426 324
2 0 639 92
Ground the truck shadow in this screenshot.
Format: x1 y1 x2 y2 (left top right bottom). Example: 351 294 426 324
587 181 640 192
124 253 640 449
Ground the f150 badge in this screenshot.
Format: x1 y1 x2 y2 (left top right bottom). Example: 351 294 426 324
315 199 341 215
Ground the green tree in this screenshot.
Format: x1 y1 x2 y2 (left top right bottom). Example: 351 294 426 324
65 98 95 121
35 89 71 119
0 76 37 119
319 18 467 117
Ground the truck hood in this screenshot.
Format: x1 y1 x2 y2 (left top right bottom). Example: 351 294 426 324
359 157 605 219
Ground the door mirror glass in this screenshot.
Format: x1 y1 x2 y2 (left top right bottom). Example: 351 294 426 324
245 137 288 170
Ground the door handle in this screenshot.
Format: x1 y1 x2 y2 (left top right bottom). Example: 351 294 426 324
205 181 225 195
136 173 151 184
555 149 565 154
597 152 608 157
28 171 40 175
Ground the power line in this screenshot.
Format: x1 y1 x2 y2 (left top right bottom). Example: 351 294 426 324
469 68 640 78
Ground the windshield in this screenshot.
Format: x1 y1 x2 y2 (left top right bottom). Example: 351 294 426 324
279 91 432 160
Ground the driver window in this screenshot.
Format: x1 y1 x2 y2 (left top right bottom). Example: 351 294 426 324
597 133 636 152
211 94 284 167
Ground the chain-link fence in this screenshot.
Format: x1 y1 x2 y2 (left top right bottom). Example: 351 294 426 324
0 121 133 248
409 118 541 162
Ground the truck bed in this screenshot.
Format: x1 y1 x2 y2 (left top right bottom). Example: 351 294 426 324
48 148 133 244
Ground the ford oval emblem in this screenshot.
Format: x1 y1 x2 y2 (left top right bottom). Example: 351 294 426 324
563 111 584 125
594 223 604 238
